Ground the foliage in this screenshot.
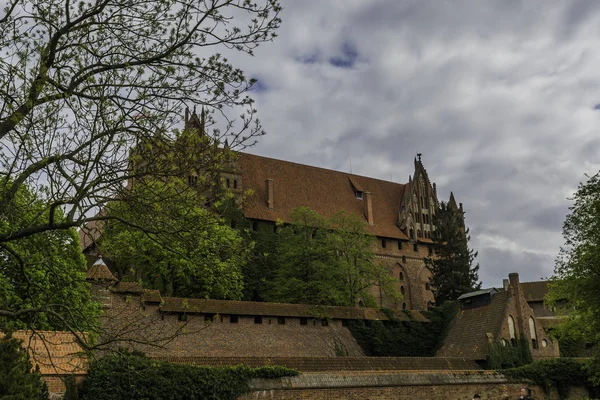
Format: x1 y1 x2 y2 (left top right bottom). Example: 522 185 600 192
62 375 79 400
0 335 48 400
265 207 397 306
487 338 533 370
0 183 99 332
101 179 249 299
425 201 481 304
0 0 282 246
81 350 297 400
502 358 599 399
547 171 600 349
347 302 458 357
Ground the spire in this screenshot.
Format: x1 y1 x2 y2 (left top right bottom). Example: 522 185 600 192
448 191 458 211
200 106 206 134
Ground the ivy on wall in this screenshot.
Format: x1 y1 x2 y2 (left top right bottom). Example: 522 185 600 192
502 358 599 400
347 302 458 357
487 338 533 370
81 350 298 400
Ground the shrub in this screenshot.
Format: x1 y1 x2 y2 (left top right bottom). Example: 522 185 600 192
487 338 532 370
81 350 297 400
0 335 48 400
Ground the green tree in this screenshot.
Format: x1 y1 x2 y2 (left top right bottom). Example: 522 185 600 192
0 0 281 244
425 202 481 304
547 172 600 349
0 335 48 400
266 207 398 306
0 183 99 333
100 179 249 299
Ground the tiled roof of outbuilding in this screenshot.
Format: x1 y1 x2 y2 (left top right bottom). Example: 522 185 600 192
160 297 428 322
240 153 409 240
520 281 551 302
436 291 509 360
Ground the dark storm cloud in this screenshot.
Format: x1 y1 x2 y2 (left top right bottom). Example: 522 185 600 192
224 0 600 286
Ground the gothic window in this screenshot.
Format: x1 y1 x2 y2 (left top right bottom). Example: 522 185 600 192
413 243 418 252
399 271 404 281
409 229 414 240
226 178 230 188
233 179 238 189
417 229 421 238
402 302 407 310
188 175 197 186
400 286 405 295
402 256 406 263
422 213 426 224
508 315 516 346
529 317 538 349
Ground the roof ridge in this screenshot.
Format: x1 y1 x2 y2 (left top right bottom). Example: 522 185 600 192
241 152 406 187
162 296 388 310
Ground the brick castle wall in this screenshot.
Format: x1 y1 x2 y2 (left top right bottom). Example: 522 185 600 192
238 371 589 400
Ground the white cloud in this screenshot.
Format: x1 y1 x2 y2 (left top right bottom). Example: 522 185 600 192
227 0 600 287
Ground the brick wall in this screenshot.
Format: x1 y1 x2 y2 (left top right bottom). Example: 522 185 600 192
238 371 589 400
101 293 365 358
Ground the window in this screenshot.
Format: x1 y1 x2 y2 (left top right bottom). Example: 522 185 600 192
321 319 329 327
400 286 405 295
413 243 418 252
178 312 187 322
355 191 363 200
422 214 426 224
342 319 348 327
508 315 516 346
277 317 285 325
428 246 433 255
188 175 198 187
397 241 403 250
415 214 420 223
300 317 308 326
529 317 538 349
417 229 422 238
402 302 407 310
381 238 387 248
226 178 230 188
425 214 430 224
230 315 239 324
409 229 414 239
252 221 259 231
402 256 406 263
542 339 548 348
254 316 263 324
230 220 236 229
204 313 215 322
399 271 404 281
233 180 238 189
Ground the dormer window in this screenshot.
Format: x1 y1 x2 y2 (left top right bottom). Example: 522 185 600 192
355 190 363 200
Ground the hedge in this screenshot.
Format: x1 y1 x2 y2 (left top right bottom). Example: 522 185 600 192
81 350 298 400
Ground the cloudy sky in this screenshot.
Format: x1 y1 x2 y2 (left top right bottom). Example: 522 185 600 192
228 0 600 287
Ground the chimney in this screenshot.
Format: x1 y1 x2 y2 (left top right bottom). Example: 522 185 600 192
266 179 274 209
364 192 374 225
508 273 525 336
503 279 509 291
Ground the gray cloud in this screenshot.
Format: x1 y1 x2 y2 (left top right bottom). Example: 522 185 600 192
223 0 600 287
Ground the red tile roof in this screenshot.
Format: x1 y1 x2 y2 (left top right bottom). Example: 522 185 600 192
436 291 509 360
159 297 428 322
520 281 551 302
240 153 409 240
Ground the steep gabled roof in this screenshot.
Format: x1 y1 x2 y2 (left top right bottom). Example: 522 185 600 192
240 153 409 239
85 258 117 281
437 291 509 360
520 281 551 302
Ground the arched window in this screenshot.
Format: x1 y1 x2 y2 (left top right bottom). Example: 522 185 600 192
399 271 404 281
422 214 426 224
529 317 538 349
402 302 407 310
226 178 230 188
417 229 421 238
400 286 405 295
508 315 516 346
402 256 406 263
233 180 238 189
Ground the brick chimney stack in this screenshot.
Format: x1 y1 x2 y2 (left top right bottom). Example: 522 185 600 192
508 272 525 337
266 179 274 209
364 192 374 225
